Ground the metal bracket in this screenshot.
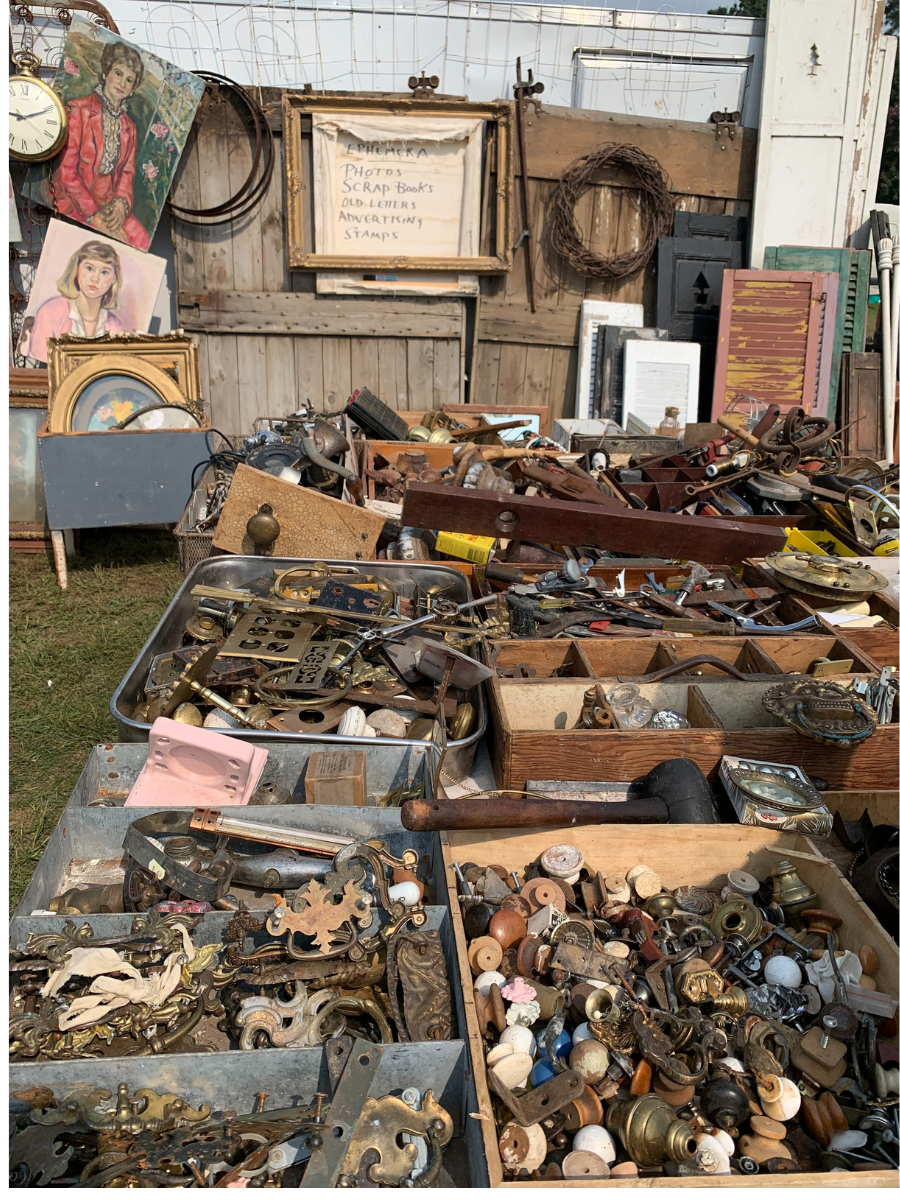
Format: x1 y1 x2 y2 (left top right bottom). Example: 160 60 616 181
408 71 440 98
301 1040 384 1187
711 110 740 142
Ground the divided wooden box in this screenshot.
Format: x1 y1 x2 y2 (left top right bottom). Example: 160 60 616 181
441 824 899 1189
484 636 896 791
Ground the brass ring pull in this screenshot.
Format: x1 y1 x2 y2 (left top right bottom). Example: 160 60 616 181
254 667 351 709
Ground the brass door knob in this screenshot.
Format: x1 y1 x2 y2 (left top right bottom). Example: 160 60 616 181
247 504 280 554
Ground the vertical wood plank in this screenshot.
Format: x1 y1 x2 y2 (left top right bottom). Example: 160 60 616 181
584 186 624 302
377 338 399 406
530 179 558 308
406 339 435 410
205 333 242 431
294 337 325 408
394 341 410 410
350 337 380 395
260 135 289 293
549 346 578 423
522 345 554 407
609 189 644 306
196 87 237 293
235 335 268 428
432 339 459 407
496 344 528 405
322 337 353 413
474 341 503 408
169 125 204 294
264 337 298 417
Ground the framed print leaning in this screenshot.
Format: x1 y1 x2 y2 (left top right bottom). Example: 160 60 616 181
283 94 514 273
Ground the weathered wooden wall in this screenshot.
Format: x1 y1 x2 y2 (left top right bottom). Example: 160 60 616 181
171 90 755 430
473 106 755 423
171 87 464 430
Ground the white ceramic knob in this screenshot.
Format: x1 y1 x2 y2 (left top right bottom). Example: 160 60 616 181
486 1044 514 1067
500 1024 536 1057
573 1124 616 1163
572 1022 595 1044
763 954 802 989
387 881 422 908
726 869 760 897
491 1052 533 1090
562 1150 610 1179
696 1133 731 1174
473 970 507 997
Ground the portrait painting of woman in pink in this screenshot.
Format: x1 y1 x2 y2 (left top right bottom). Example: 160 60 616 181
51 42 150 250
16 218 166 364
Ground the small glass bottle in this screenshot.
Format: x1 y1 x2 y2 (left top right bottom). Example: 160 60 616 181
657 406 681 436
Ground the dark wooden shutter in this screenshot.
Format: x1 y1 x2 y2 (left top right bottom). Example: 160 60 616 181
839 352 883 459
761 247 871 418
712 270 840 419
657 236 744 416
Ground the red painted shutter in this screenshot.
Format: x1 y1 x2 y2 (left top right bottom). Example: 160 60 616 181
712 270 839 419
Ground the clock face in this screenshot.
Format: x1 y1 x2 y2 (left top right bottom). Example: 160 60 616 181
9 76 66 161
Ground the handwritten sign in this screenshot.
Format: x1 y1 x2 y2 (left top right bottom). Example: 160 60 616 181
313 114 482 261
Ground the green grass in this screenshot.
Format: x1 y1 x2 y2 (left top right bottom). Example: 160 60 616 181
9 530 182 909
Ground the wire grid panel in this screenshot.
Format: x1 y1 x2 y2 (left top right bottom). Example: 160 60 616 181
101 0 765 118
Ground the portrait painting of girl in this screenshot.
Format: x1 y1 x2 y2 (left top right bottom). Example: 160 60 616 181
23 17 204 252
17 218 165 364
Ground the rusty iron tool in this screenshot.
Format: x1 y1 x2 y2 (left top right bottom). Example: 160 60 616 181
512 57 543 313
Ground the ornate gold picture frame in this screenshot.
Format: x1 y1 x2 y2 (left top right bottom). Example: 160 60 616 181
283 94 514 273
46 333 204 432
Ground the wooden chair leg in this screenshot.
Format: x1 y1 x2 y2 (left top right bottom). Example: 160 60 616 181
51 529 68 589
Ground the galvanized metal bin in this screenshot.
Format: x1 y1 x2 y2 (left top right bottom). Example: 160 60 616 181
14 803 439 917
63 741 433 810
37 426 213 530
10 749 488 1185
109 557 487 780
9 1044 488 1186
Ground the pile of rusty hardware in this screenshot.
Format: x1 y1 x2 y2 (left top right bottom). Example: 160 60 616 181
128 565 499 742
186 411 363 534
480 553 891 642
455 847 897 1180
10 809 453 1060
398 406 898 565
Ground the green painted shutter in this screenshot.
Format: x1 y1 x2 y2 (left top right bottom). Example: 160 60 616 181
762 246 871 418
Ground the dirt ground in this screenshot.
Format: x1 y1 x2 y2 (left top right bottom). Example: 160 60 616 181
9 530 182 908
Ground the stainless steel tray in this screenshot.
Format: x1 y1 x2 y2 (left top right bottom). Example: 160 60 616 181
110 557 487 779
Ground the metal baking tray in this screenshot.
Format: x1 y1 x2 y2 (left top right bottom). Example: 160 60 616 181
110 557 486 780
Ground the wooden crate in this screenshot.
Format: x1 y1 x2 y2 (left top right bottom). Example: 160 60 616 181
487 676 899 791
742 559 900 632
486 635 878 683
839 629 900 668
440 824 899 1189
365 440 456 499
